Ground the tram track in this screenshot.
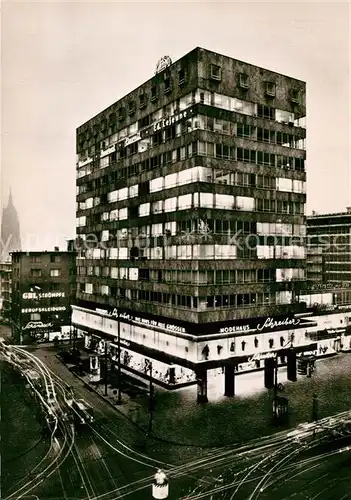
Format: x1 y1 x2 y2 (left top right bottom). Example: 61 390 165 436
1 344 76 500
11 344 351 500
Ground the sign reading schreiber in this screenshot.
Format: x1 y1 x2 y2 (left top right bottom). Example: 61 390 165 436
256 317 300 331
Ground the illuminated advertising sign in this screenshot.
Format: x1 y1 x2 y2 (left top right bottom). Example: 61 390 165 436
307 281 351 292
92 307 310 337
153 110 189 132
95 308 186 334
22 292 65 299
78 157 93 167
256 317 301 331
125 132 141 147
100 145 116 158
23 321 53 330
219 325 250 334
21 306 66 314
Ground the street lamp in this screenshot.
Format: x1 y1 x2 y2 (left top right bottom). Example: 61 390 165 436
145 359 154 435
104 340 111 396
271 339 296 421
117 317 121 405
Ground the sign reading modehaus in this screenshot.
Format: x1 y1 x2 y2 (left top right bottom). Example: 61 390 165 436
219 325 251 334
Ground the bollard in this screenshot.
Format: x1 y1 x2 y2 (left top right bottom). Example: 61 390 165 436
152 469 169 499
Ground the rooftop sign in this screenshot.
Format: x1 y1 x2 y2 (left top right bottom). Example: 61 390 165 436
155 55 172 74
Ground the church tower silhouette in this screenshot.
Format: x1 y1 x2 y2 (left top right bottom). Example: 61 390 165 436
1 189 21 261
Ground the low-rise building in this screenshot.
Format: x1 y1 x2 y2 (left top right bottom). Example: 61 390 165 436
11 248 76 344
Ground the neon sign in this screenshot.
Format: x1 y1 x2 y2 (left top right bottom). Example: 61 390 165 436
153 110 188 132
23 321 53 330
23 292 65 299
257 317 300 332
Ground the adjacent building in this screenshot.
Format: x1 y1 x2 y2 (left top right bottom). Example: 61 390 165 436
307 208 351 283
0 260 12 323
11 249 76 344
73 47 313 400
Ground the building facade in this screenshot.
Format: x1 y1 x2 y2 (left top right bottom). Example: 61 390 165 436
307 208 351 283
0 260 12 323
74 47 310 400
11 250 76 344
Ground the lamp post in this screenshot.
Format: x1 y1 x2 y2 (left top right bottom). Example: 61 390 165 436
145 359 154 435
117 318 121 405
104 340 111 396
73 326 77 350
272 339 294 420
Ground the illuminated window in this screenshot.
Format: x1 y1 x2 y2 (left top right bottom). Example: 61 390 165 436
150 177 163 193
113 209 124 222
129 184 138 198
178 194 192 210
139 203 150 217
164 197 177 213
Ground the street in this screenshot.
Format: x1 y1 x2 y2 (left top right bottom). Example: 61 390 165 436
2 324 351 500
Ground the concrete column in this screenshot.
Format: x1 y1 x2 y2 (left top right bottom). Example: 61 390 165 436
169 367 175 384
196 368 208 403
224 364 235 397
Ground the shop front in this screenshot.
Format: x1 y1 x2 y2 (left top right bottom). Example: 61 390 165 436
21 320 60 343
73 304 320 400
303 312 349 357
83 331 196 388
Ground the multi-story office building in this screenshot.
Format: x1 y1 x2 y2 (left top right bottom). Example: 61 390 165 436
73 48 314 400
11 249 76 344
0 260 12 323
307 208 351 283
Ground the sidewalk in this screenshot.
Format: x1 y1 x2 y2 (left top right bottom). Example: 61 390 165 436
57 350 351 448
